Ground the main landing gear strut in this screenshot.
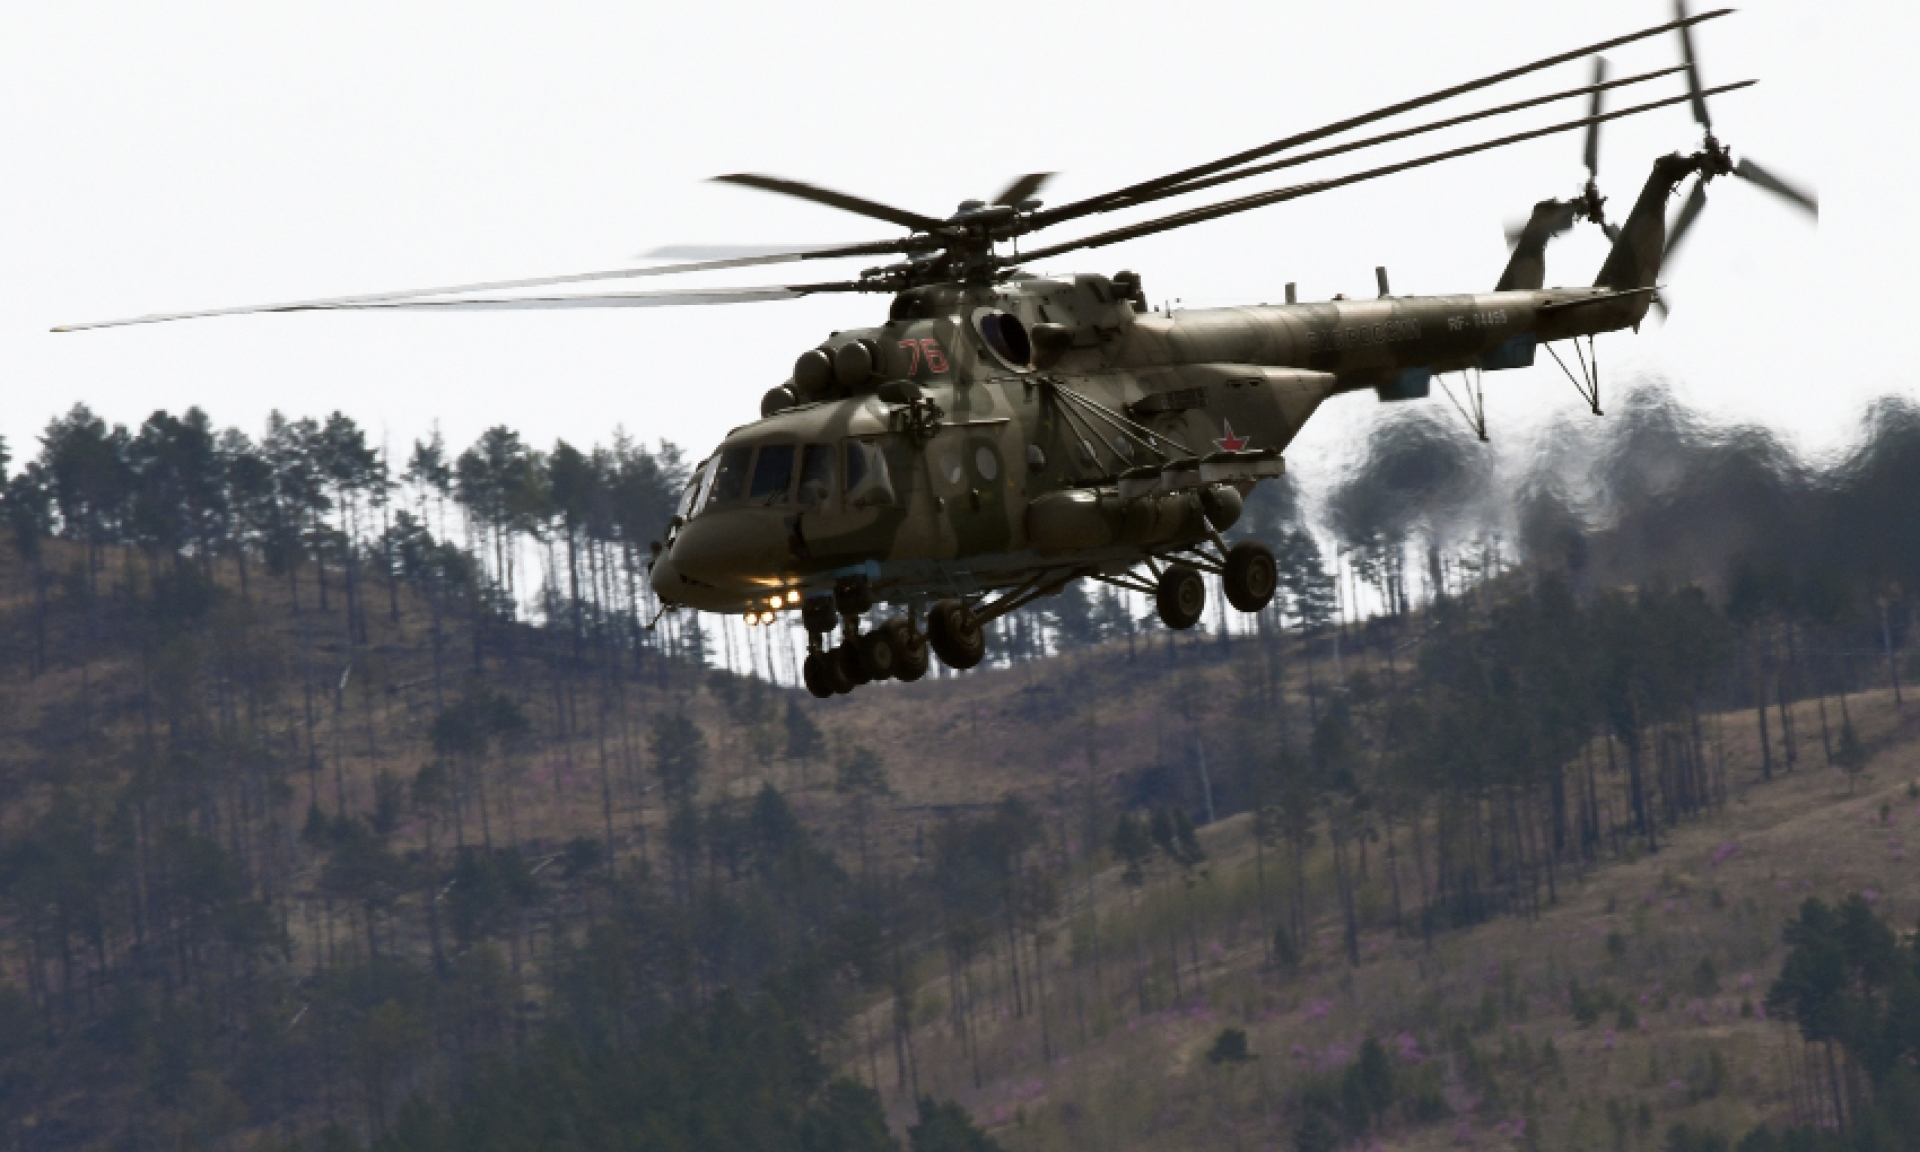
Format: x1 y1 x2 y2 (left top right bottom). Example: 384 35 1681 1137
798 568 1037 698
797 539 1279 699
800 579 933 699
1091 539 1279 631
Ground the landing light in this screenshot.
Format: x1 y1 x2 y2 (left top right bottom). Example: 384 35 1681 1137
785 590 801 605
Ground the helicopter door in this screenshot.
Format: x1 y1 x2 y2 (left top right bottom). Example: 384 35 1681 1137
923 423 1015 559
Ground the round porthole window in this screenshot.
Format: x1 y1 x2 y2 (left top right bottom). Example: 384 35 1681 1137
974 445 1000 481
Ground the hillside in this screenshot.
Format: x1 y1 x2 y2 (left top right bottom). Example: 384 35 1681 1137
868 687 1920 1151
0 390 1917 1150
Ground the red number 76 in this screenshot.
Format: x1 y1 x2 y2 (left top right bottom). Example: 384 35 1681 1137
898 338 948 375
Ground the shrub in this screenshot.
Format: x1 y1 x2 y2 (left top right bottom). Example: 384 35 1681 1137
1570 978 1603 1026
1207 1027 1255 1065
1272 924 1300 973
1294 1109 1338 1152
1692 956 1720 998
1663 1122 1730 1152
1686 1050 1728 1102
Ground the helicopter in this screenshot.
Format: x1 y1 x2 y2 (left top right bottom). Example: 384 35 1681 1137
58 3 1814 700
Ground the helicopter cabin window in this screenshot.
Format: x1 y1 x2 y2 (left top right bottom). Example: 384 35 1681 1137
748 443 796 505
844 438 896 509
797 443 837 509
703 446 753 511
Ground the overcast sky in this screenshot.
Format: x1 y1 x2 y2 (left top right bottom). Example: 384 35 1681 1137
6 0 1911 491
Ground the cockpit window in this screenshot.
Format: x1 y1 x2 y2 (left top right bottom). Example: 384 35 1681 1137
797 443 836 509
749 444 796 504
845 438 896 509
703 447 753 511
677 457 715 520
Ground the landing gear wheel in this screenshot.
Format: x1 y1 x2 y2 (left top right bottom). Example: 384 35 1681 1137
857 629 898 681
1156 565 1206 630
1223 541 1278 612
802 653 835 699
833 642 870 687
927 599 986 670
887 618 930 682
801 597 838 635
823 648 856 695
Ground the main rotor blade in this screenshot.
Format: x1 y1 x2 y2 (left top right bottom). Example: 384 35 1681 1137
640 242 882 260
1666 179 1709 260
54 244 901 332
1097 64 1684 213
1733 157 1818 218
1584 57 1608 181
713 174 945 232
994 173 1053 207
238 283 862 315
1035 7 1732 228
1016 82 1754 265
1675 0 1713 132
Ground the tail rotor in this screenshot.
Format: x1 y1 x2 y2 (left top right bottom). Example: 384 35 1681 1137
1662 0 1817 268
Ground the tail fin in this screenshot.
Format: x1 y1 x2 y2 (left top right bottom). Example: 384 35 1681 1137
1593 153 1698 302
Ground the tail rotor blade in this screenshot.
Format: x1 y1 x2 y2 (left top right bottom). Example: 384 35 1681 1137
1583 57 1608 181
1733 157 1819 218
1667 178 1709 260
1675 0 1713 132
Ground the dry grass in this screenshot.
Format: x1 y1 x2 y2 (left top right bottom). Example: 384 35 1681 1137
846 686 1920 1152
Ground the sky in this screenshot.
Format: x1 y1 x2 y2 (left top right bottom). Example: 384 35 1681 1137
5 0 1913 493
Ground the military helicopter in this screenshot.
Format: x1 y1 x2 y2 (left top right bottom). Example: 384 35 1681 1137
59 3 1814 700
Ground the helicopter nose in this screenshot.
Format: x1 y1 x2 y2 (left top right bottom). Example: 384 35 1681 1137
665 511 789 591
646 550 682 604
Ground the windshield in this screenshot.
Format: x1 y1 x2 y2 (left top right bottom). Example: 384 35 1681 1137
677 456 717 520
701 446 753 512
748 444 795 505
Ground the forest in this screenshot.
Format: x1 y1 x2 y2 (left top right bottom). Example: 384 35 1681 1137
0 382 1915 1151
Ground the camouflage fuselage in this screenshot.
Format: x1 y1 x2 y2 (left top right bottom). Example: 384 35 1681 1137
648 273 1646 616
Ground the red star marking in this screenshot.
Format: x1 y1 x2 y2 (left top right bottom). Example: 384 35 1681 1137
1214 421 1250 452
